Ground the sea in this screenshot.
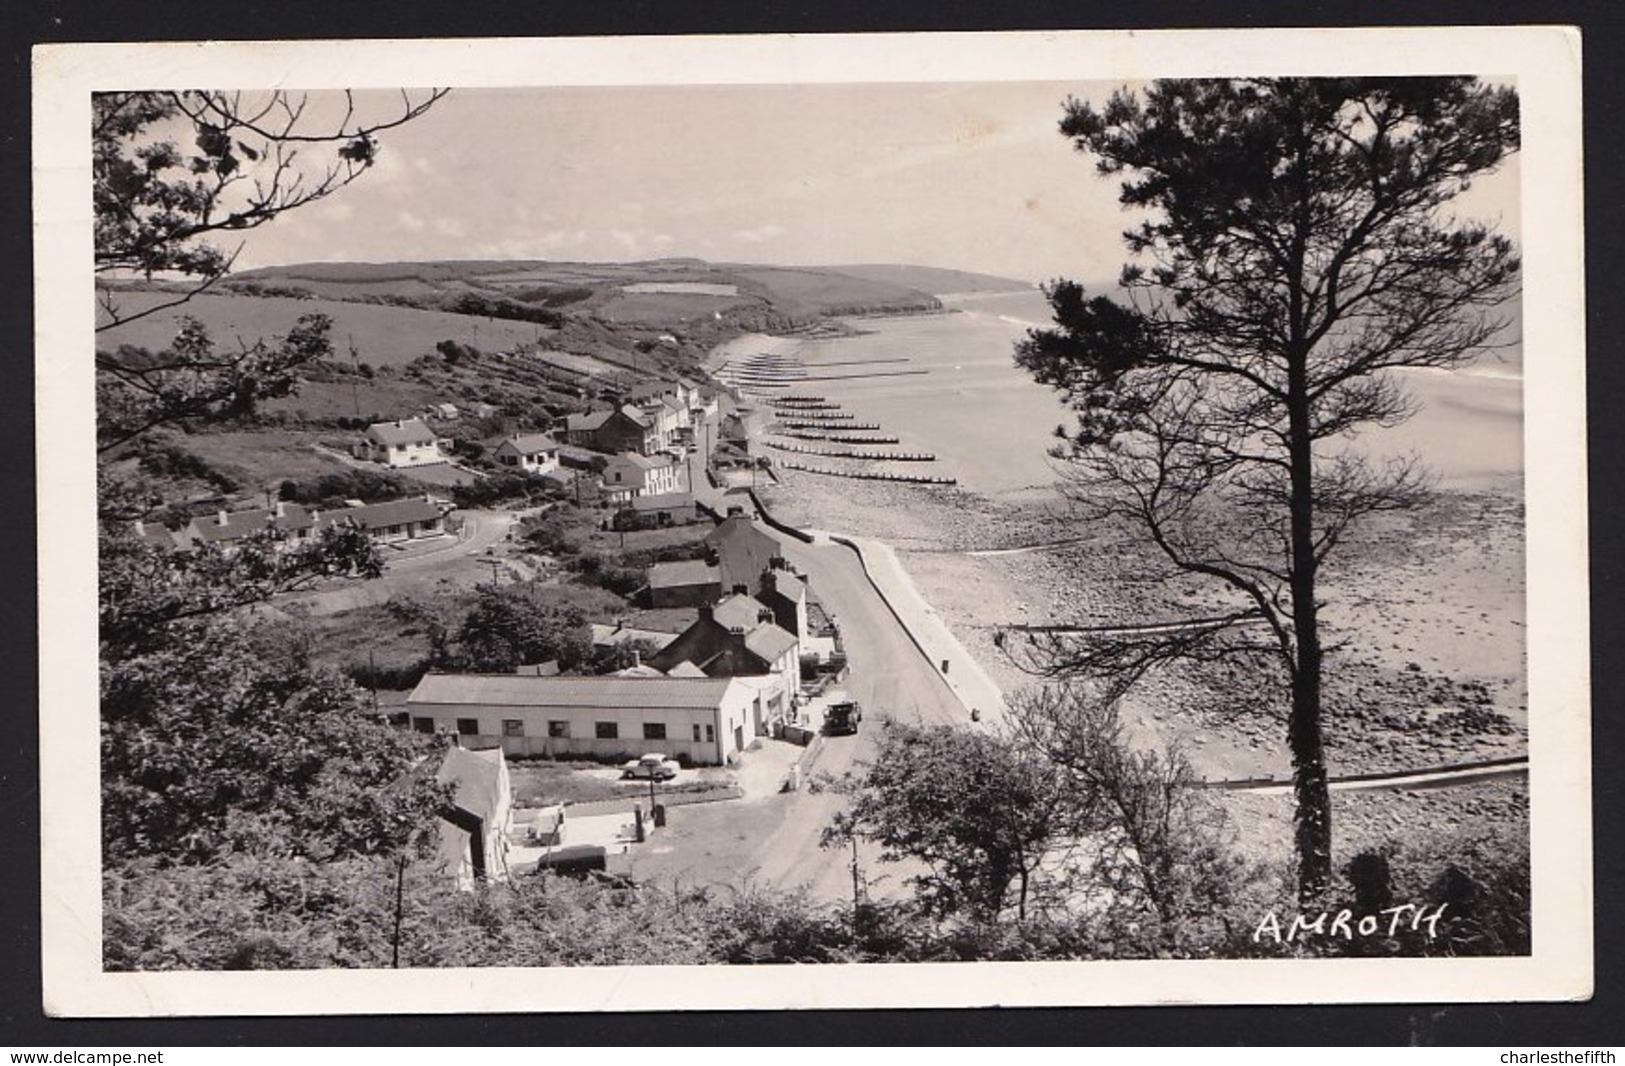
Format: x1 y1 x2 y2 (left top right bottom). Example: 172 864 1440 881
790 289 1524 497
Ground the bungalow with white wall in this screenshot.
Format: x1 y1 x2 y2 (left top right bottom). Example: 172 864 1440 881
406 674 758 766
315 497 446 544
354 418 443 468
492 432 561 475
184 501 317 551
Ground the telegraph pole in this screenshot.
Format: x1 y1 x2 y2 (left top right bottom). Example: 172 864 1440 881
349 334 362 420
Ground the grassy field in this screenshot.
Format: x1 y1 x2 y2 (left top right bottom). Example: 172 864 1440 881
164 429 356 489
261 371 445 424
96 291 558 367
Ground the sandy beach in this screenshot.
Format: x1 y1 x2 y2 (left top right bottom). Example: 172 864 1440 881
731 309 1528 807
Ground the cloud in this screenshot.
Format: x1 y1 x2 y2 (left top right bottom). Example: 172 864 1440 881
433 217 467 238
733 223 786 244
396 210 426 231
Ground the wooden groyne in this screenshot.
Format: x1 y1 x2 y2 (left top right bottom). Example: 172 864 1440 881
780 420 882 431
803 357 911 368
780 430 902 444
800 369 931 382
777 409 855 420
776 459 956 486
765 440 937 462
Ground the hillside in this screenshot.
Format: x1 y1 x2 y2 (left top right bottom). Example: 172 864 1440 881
819 263 1033 295
224 257 947 324
95 258 962 410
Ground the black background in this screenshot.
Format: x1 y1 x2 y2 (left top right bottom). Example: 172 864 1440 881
4 0 1619 1047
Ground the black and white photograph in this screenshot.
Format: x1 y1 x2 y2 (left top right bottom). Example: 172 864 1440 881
34 29 1590 1013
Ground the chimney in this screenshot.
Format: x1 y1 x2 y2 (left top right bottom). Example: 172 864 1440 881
732 584 748 596
758 608 775 625
274 500 286 518
132 519 146 537
760 571 776 594
216 509 229 527
698 604 713 622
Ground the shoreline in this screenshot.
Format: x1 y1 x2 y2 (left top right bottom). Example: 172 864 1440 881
714 326 1527 785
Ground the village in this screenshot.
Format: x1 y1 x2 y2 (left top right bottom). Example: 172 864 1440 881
119 349 964 895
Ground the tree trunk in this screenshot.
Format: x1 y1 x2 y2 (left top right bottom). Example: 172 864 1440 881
1287 353 1333 900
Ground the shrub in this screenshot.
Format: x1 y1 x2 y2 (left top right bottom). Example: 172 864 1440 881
345 657 432 691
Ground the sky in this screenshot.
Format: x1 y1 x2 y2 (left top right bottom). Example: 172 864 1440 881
234 83 1523 286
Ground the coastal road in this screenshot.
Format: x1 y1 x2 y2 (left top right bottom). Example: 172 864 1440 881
734 529 968 901
640 467 969 901
662 401 969 900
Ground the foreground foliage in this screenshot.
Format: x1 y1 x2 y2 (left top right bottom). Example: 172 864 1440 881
101 619 446 866
1013 77 1521 896
104 802 1529 969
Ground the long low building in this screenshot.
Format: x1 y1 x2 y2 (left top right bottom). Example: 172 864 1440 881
405 673 758 765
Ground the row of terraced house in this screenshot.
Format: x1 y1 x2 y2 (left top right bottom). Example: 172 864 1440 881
132 496 450 552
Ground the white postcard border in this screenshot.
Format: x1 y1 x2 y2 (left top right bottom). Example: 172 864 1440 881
34 27 1590 1014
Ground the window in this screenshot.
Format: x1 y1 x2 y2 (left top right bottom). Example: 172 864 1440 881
643 722 667 741
548 720 570 738
456 718 479 736
412 717 435 734
705 724 715 743
692 723 702 742
502 719 525 738
595 721 618 740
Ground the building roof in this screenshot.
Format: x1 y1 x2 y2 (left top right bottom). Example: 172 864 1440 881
588 623 680 650
708 594 799 662
666 661 708 678
366 418 437 446
497 433 559 455
712 593 774 632
188 503 314 543
408 673 740 710
606 451 662 472
436 746 507 824
628 491 694 513
565 410 614 433
705 514 777 554
646 596 798 678
744 624 800 663
705 515 780 589
317 497 441 531
647 559 720 589
130 521 177 550
759 569 806 604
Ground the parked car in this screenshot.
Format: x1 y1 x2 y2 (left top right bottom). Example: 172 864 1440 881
621 753 681 780
823 700 863 736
